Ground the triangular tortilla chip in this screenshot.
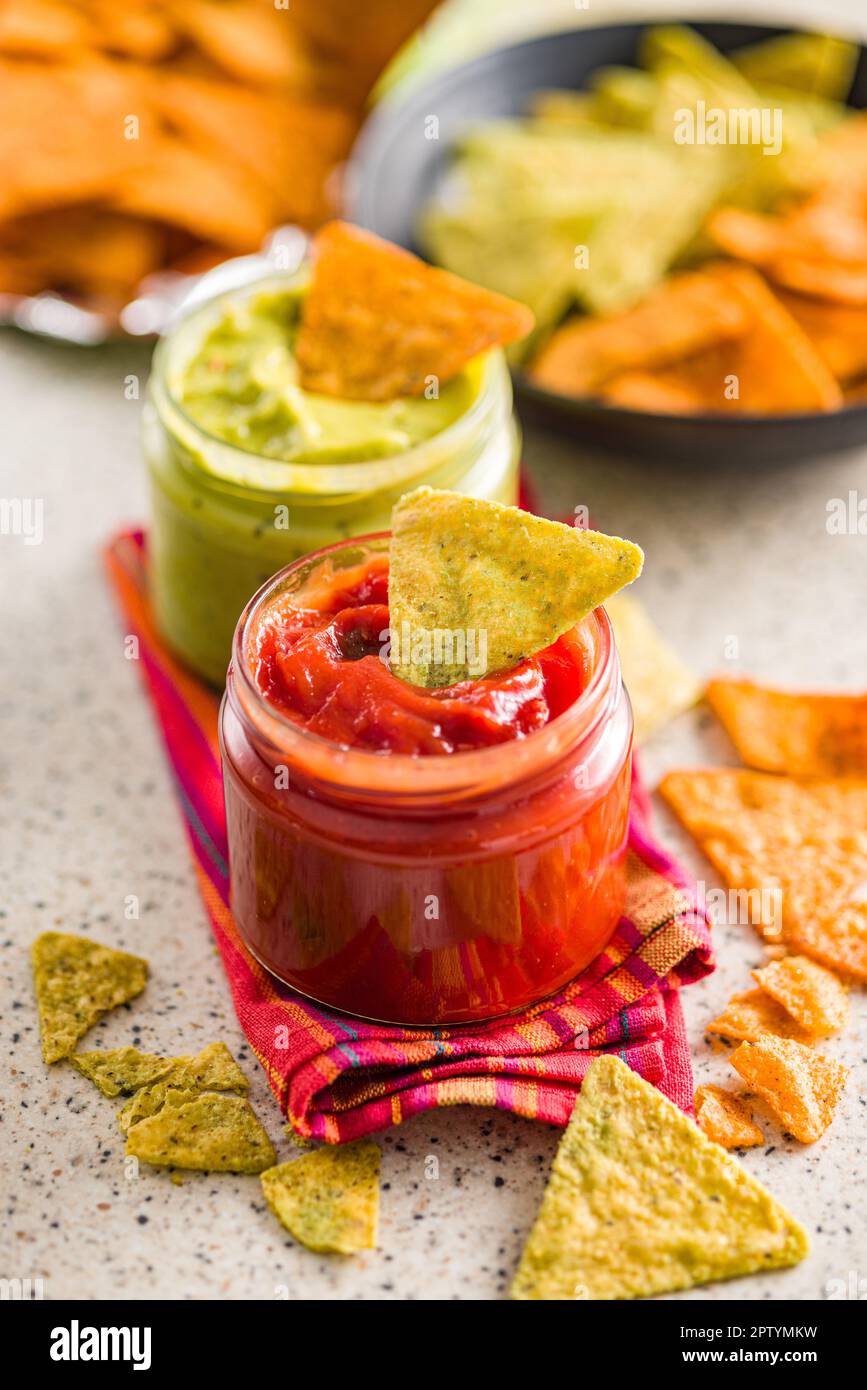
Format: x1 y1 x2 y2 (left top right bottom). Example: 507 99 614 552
511 1055 807 1299
388 488 643 687
606 593 700 742
694 1085 764 1149
659 768 867 979
706 988 812 1044
706 677 867 776
295 222 534 400
126 1092 276 1172
70 1046 174 1098
730 1036 846 1143
261 1142 380 1254
118 1042 249 1132
752 955 849 1038
32 932 148 1064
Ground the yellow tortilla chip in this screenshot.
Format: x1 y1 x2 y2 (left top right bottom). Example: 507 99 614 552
606 593 701 742
707 988 813 1044
511 1055 808 1300
296 221 534 401
694 1085 764 1149
32 932 148 1064
752 955 849 1038
658 769 867 980
69 1046 174 1098
528 270 749 396
388 488 643 688
118 1042 249 1131
730 1036 847 1143
706 677 867 776
261 1143 380 1254
126 1091 276 1172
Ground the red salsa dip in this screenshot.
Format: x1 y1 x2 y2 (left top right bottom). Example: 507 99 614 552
221 537 633 1025
249 552 591 755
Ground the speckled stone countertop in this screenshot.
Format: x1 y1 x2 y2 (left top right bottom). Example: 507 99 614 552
1 329 864 1302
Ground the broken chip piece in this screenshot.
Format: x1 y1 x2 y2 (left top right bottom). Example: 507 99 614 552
730 1035 847 1143
32 932 148 1064
388 488 643 687
706 677 867 777
694 1085 764 1149
605 592 701 742
295 221 534 401
69 1046 174 1098
118 1042 249 1132
125 1091 276 1172
706 988 813 1045
752 955 849 1038
511 1055 808 1300
261 1142 380 1254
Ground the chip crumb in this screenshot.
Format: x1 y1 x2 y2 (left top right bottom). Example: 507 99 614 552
32 932 148 1064
730 1036 847 1144
261 1142 380 1254
695 1085 764 1148
126 1091 276 1173
707 988 813 1045
752 955 849 1038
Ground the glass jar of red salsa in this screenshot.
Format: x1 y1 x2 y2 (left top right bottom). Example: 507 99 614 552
220 535 633 1026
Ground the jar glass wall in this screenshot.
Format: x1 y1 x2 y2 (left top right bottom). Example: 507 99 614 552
143 273 520 686
219 535 633 1027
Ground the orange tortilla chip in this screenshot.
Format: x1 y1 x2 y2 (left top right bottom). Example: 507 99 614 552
730 1036 847 1143
295 221 534 400
602 265 841 414
706 989 812 1045
752 955 848 1038
694 1086 764 1149
773 293 867 384
709 193 867 271
658 768 867 979
177 0 313 89
706 677 867 776
770 255 867 305
528 270 749 396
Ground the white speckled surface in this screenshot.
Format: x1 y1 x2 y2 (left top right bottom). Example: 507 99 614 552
1 321 864 1302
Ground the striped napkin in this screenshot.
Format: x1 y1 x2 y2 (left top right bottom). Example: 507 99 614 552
104 529 713 1141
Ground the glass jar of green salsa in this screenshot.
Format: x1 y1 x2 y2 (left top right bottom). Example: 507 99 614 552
143 272 521 686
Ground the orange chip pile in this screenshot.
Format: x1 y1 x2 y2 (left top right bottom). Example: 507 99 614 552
707 989 813 1045
296 222 535 400
0 0 438 308
694 1085 763 1149
752 955 849 1038
730 1036 847 1144
660 767 867 980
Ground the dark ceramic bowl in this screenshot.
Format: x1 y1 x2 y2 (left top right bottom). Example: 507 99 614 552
348 20 867 464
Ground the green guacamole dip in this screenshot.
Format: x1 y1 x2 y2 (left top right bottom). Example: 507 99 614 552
144 276 519 687
176 285 473 462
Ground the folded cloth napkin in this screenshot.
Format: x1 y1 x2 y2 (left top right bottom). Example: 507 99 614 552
104 528 713 1141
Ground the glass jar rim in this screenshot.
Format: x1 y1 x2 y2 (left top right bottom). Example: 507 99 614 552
150 270 510 503
226 532 624 807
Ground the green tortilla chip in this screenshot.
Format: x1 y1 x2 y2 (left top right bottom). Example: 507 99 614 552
118 1042 249 1132
511 1055 808 1300
126 1092 276 1173
606 593 701 742
70 1046 174 1098
32 932 148 1064
261 1143 380 1254
388 488 643 687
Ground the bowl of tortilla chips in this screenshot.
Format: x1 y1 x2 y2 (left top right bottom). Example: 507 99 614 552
350 21 867 463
